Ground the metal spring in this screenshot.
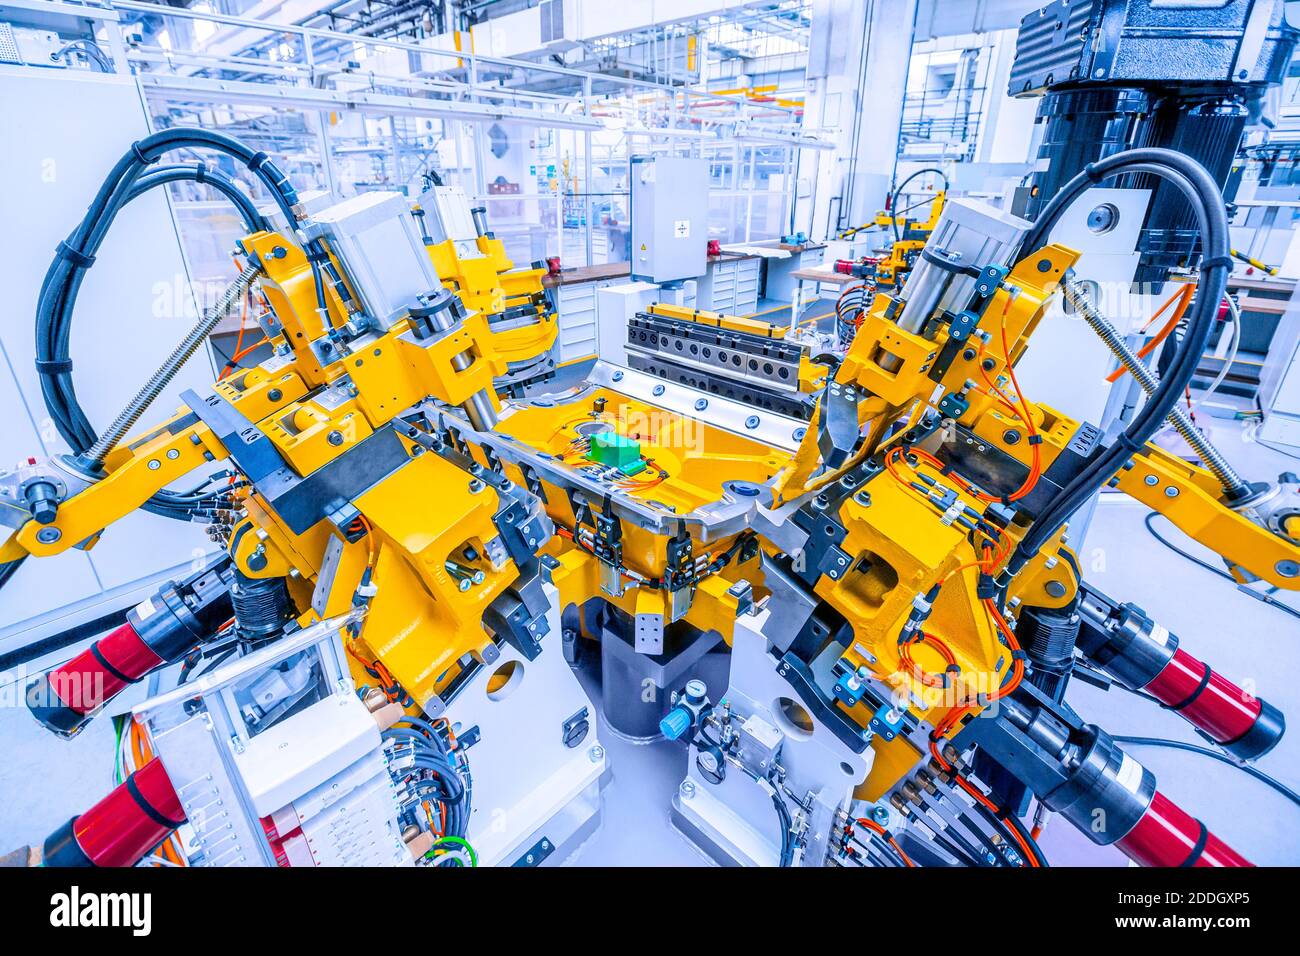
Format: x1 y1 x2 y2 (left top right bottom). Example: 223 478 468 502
1060 275 1247 498
82 265 260 470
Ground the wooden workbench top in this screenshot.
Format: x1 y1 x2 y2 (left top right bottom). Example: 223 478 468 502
790 266 855 285
541 262 632 287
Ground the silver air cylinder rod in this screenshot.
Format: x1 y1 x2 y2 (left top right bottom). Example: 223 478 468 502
470 205 489 239
894 198 1031 335
1059 274 1249 500
81 264 261 471
409 289 498 431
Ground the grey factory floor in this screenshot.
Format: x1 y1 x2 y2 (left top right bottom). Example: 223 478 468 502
2 297 1298 866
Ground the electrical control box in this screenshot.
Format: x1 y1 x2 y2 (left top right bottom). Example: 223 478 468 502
630 155 709 284
133 613 411 868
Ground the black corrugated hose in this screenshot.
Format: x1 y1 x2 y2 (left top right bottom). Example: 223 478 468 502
32 130 302 523
1005 147 1233 582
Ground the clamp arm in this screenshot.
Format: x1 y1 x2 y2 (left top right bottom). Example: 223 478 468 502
1114 441 1300 590
0 406 228 561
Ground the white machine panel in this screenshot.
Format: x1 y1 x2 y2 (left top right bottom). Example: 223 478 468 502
0 66 217 656
443 582 606 866
134 614 411 868
596 280 697 366
305 191 443 330
1014 187 1153 429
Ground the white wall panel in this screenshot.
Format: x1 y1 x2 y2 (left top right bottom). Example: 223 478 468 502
0 67 218 653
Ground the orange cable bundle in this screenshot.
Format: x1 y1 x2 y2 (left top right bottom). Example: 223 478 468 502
1104 282 1195 384
854 817 916 867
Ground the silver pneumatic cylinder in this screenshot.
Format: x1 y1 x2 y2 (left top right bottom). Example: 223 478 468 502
894 198 1032 335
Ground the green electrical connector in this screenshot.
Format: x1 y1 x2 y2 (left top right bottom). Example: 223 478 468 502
585 431 646 476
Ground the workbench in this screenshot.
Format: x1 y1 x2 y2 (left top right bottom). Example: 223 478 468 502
544 263 633 367
788 265 859 328
760 242 828 301
695 253 762 316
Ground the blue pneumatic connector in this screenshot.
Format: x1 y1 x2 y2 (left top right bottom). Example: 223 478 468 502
660 705 694 741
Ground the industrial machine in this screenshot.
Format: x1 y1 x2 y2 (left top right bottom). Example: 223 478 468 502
832 169 949 350
1010 0 1296 286
416 181 560 395
835 170 948 291
1001 0 1299 513
2 121 1298 869
622 302 832 420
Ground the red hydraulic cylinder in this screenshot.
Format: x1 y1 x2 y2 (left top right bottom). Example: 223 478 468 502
36 620 164 719
1077 593 1284 760
42 758 186 867
1143 646 1268 746
1117 791 1253 868
1008 701 1255 868
27 559 232 737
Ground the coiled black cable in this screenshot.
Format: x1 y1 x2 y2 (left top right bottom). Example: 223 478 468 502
134 163 267 233
383 717 472 840
998 807 1049 867
1006 147 1232 579
33 129 307 522
889 167 949 243
772 790 794 867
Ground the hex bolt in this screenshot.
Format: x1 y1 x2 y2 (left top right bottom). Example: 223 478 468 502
444 562 474 592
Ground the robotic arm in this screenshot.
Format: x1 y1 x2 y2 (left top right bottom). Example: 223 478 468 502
3 129 1294 870
732 147 1295 868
